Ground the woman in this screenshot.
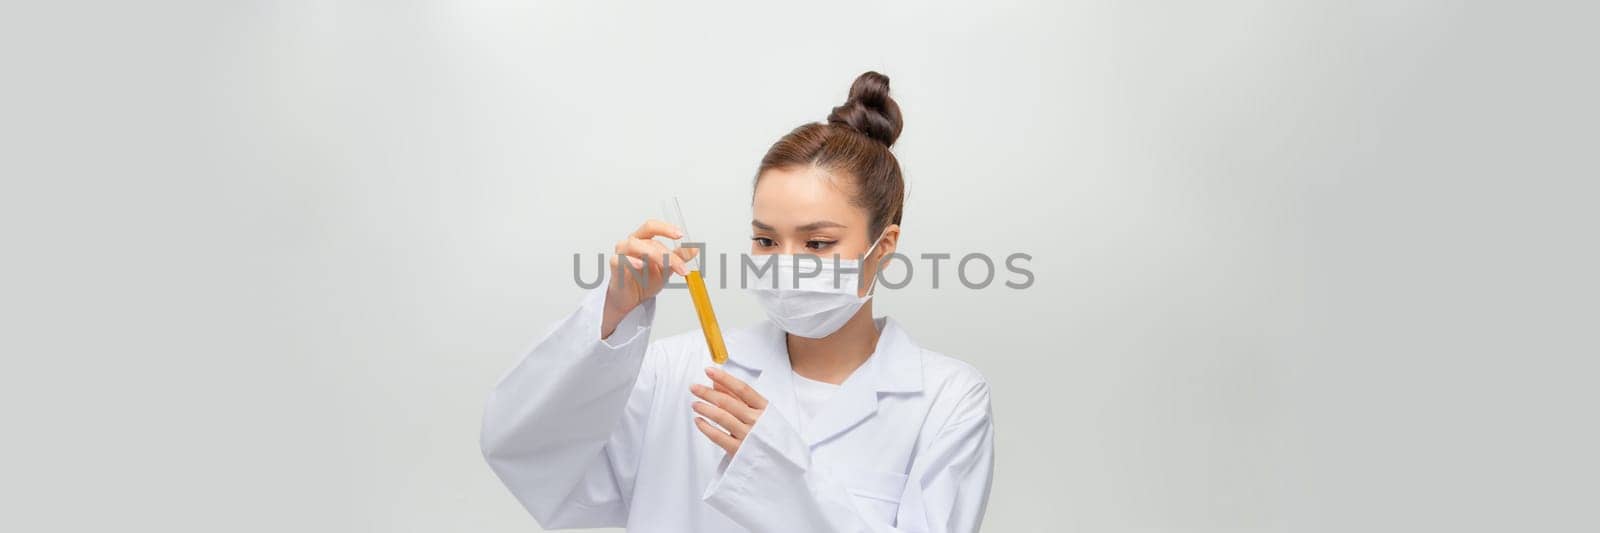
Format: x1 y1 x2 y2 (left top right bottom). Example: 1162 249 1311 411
481 72 994 532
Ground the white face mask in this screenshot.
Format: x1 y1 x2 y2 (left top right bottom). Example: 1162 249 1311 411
746 236 885 338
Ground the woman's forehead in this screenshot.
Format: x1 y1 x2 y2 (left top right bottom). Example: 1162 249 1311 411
752 166 867 229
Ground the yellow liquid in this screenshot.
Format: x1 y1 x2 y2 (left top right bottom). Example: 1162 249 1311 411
685 270 729 364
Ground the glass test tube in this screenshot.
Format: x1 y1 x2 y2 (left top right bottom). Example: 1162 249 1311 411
663 198 728 365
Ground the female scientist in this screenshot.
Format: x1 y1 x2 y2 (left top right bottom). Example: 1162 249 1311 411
481 72 994 532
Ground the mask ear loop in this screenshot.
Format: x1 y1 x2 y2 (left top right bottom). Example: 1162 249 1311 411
862 185 908 298
858 229 889 297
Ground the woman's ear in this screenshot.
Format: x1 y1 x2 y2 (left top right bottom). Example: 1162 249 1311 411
872 224 900 272
860 224 901 297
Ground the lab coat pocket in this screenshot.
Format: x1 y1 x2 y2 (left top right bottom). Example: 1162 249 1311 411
841 468 908 525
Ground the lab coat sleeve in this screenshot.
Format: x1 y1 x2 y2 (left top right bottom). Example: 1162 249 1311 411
702 381 996 533
480 283 659 529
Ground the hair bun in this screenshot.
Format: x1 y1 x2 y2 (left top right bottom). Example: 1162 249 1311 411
827 71 904 148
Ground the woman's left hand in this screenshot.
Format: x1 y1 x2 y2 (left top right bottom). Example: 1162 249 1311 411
691 366 769 454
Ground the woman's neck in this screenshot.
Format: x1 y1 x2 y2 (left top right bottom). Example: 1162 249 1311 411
786 302 880 385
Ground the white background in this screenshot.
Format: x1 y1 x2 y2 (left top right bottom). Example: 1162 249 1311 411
2 1 1596 532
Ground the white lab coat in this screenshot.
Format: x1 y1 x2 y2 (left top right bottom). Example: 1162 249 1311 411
480 283 995 532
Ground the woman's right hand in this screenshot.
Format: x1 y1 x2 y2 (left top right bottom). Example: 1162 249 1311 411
602 219 696 338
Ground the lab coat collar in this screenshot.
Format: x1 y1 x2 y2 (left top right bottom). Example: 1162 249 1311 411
724 317 924 393
724 317 925 446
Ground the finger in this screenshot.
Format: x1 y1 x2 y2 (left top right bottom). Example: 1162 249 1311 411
706 366 768 410
633 238 684 275
691 384 758 424
620 238 684 276
703 376 759 418
609 254 647 294
694 416 738 453
618 238 667 268
710 379 739 400
690 384 754 420
710 380 763 422
610 254 646 276
692 400 748 439
663 248 690 276
667 248 693 275
632 219 684 240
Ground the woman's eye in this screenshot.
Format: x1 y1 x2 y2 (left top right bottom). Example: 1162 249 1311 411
751 237 776 248
805 240 835 250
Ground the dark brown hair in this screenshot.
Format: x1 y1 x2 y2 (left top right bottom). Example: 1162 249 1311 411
756 71 906 238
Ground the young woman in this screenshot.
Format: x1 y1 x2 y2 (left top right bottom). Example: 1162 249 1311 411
481 72 994 532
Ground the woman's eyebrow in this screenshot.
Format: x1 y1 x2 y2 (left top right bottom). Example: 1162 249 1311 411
750 219 847 232
795 220 846 232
